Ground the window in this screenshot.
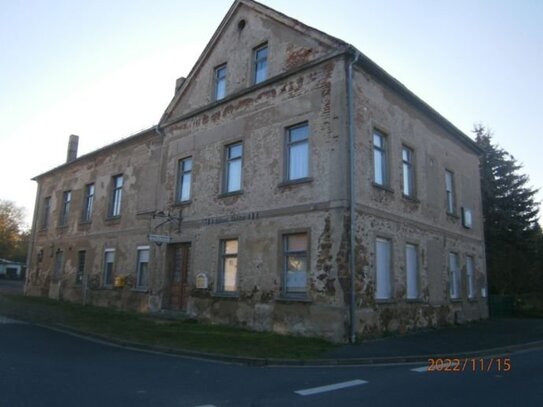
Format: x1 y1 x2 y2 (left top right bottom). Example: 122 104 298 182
449 252 460 299
283 233 308 295
41 197 51 229
462 207 473 228
76 250 86 285
110 175 123 217
53 250 64 280
375 238 392 299
177 157 192 202
218 239 238 293
402 146 415 197
373 130 388 186
103 249 115 287
254 44 268 84
405 244 419 300
286 123 309 181
82 183 95 222
59 191 71 226
136 246 150 289
224 142 243 193
214 64 227 100
445 170 456 214
466 256 476 299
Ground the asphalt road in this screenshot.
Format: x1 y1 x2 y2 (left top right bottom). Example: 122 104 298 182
1 319 542 407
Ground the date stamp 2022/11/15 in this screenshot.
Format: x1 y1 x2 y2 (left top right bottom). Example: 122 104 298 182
427 358 512 372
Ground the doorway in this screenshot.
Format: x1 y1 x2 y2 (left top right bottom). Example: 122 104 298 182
166 243 191 311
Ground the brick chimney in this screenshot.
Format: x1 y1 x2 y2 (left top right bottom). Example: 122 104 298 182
66 135 79 163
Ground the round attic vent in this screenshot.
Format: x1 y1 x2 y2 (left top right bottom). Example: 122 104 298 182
238 19 246 31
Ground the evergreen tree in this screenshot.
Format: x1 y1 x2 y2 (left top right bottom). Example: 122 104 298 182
474 125 541 295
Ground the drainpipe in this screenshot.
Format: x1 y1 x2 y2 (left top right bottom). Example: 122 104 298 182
348 50 361 343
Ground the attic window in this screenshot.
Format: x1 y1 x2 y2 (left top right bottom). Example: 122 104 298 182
238 19 246 31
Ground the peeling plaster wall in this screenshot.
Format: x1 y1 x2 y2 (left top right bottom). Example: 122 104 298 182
26 130 163 311
350 68 488 338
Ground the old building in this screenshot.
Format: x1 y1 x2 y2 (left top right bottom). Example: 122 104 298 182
25 0 488 342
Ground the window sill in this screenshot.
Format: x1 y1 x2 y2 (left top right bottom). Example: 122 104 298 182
79 220 92 225
105 216 121 224
446 212 459 219
372 182 394 193
131 288 149 293
278 177 313 188
172 200 192 208
276 295 312 303
56 224 68 230
218 190 243 199
212 292 240 299
467 297 478 303
402 194 419 203
450 298 463 303
375 298 395 304
406 298 424 303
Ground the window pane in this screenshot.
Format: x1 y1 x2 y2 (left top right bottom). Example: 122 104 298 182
181 173 191 201
224 239 238 254
375 238 391 299
406 244 418 299
227 159 242 192
289 125 308 143
228 144 242 159
287 234 307 251
373 133 383 148
289 142 308 180
183 158 192 172
374 149 384 184
286 256 307 293
466 256 475 298
223 257 238 291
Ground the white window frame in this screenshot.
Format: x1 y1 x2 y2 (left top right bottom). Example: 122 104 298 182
373 130 388 186
103 248 115 287
224 142 243 193
82 183 95 222
445 170 456 214
375 237 392 300
177 157 192 202
214 64 227 101
110 175 123 218
405 243 419 300
218 239 238 293
449 252 461 299
466 256 476 299
76 250 86 285
285 122 309 181
402 146 415 197
59 190 71 226
254 43 268 84
136 246 150 289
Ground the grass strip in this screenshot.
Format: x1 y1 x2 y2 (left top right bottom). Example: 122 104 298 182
0 294 335 359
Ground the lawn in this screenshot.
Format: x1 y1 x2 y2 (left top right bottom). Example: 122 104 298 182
0 294 335 360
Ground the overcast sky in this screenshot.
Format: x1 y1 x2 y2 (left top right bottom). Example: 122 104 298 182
1 0 542 227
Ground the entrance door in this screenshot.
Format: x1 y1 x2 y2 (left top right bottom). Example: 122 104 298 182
167 243 191 311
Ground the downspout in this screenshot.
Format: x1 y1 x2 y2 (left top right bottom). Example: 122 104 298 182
348 50 361 343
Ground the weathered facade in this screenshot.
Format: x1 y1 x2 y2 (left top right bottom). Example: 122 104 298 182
26 0 488 342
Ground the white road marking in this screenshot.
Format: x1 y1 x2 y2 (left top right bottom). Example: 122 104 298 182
0 316 25 324
295 379 368 396
411 366 429 373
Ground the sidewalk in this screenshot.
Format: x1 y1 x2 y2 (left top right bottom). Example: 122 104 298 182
324 318 543 363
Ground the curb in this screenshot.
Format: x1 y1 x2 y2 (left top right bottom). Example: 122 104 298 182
29 321 543 367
